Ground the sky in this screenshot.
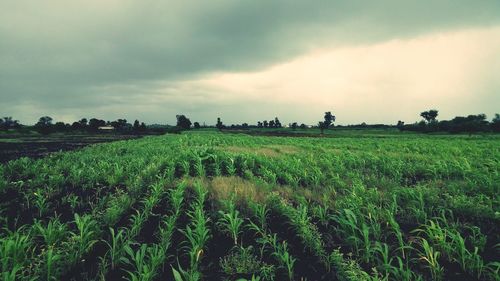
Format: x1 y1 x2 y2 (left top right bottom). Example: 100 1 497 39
1 1 500 125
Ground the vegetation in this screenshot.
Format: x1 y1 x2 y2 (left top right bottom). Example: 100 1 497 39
0 130 499 280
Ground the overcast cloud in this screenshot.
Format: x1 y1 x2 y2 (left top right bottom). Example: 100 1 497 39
1 1 500 125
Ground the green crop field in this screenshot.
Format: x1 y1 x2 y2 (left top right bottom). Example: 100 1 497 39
1 132 499 281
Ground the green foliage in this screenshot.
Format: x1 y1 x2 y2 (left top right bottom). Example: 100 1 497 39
1 132 499 281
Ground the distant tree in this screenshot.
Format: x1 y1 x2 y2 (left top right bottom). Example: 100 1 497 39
263 120 269 128
274 117 282 128
492 114 500 133
133 120 140 131
290 122 298 130
319 111 335 134
54 122 69 132
111 119 131 131
420 110 438 123
176 115 191 130
450 114 488 134
269 120 275 128
88 118 106 131
79 118 88 127
0 117 20 130
299 123 307 129
257 121 263 128
36 116 53 127
140 122 147 131
193 122 200 129
396 120 405 131
35 116 54 134
216 118 223 131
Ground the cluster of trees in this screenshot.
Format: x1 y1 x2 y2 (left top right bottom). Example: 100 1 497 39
399 110 500 133
256 117 283 128
288 122 308 130
0 117 21 131
175 114 336 133
33 116 148 134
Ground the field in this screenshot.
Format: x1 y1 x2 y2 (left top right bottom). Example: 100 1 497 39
0 132 499 281
0 133 142 163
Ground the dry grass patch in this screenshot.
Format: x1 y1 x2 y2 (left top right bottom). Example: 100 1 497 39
208 176 267 204
222 145 300 157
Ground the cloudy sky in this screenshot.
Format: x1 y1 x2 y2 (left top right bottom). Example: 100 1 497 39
1 1 500 125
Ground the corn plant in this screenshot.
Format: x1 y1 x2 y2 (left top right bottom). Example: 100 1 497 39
68 213 98 266
33 217 68 246
33 188 51 217
44 247 62 281
415 238 443 281
171 264 201 281
249 202 269 231
248 220 295 281
0 230 32 279
103 227 128 270
182 207 211 269
272 241 295 281
217 199 244 245
121 244 165 281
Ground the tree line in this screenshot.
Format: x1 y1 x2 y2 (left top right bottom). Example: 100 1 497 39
398 110 500 134
0 116 149 134
2 110 500 134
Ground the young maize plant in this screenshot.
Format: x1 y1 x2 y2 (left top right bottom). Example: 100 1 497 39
0 229 32 281
178 181 211 279
248 221 296 281
33 188 51 218
44 247 62 281
33 217 69 246
95 179 169 279
217 199 244 246
69 213 99 267
415 238 443 281
121 244 165 281
103 228 129 271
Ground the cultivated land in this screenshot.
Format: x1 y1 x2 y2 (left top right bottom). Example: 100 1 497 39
0 133 142 163
0 132 499 281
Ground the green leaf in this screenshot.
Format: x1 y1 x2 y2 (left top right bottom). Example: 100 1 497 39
171 267 183 281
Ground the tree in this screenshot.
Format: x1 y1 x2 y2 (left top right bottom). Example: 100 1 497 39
274 117 282 128
54 122 69 132
448 114 488 134
257 121 263 128
79 118 88 127
420 110 438 123
299 123 307 129
111 119 131 131
290 122 298 130
492 114 500 133
36 116 53 127
0 117 20 130
269 120 275 128
176 115 192 130
263 120 269 128
88 118 106 131
319 111 335 134
133 120 140 131
193 122 200 129
35 116 54 134
216 118 223 131
396 120 405 131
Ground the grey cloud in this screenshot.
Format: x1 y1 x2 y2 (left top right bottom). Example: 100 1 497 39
1 0 500 124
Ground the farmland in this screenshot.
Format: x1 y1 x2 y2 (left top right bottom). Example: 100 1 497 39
0 133 143 164
0 132 499 281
